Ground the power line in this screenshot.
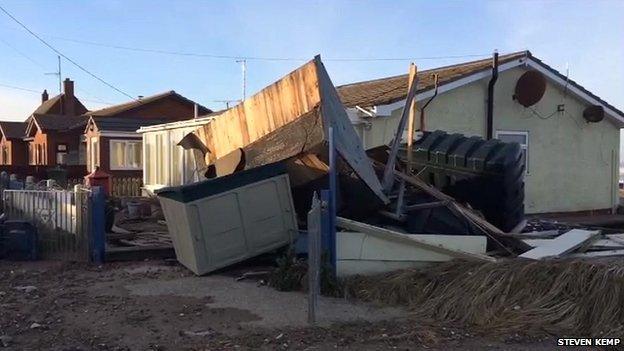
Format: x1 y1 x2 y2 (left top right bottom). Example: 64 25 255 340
0 37 47 69
0 82 113 105
0 35 115 105
45 34 490 62
0 5 136 100
0 82 39 93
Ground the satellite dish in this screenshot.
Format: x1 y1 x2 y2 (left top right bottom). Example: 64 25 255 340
583 105 604 123
514 70 547 107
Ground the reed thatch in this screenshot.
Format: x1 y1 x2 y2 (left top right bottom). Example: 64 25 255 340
342 259 624 336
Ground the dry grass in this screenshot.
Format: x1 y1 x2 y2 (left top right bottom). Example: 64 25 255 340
342 259 624 336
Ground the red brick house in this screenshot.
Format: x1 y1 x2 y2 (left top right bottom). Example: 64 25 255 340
23 79 89 166
83 91 211 175
24 114 87 166
0 121 28 165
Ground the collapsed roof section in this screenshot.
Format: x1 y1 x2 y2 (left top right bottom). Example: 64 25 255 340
187 56 388 203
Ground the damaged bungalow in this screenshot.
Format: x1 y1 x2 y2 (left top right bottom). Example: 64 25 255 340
139 50 623 217
337 50 624 215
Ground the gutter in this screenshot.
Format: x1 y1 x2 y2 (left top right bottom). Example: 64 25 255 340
486 51 499 139
420 74 439 131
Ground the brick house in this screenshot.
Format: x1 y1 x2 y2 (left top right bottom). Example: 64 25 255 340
24 114 87 166
83 91 211 176
0 121 28 165
23 79 89 166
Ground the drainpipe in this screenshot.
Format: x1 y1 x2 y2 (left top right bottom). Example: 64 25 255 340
486 50 499 139
420 74 439 131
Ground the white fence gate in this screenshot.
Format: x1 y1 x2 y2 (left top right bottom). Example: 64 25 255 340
3 186 92 261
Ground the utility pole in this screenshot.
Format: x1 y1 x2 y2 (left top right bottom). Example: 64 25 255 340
236 59 247 101
45 55 62 94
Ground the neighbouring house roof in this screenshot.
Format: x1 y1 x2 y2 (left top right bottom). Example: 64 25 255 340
32 93 88 116
87 116 168 133
136 110 225 133
0 121 27 140
25 114 89 137
336 50 624 125
85 90 211 117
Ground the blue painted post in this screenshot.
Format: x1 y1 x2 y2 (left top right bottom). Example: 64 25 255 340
327 126 337 276
90 186 106 264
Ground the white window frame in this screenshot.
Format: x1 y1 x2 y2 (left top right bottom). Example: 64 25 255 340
495 130 529 174
89 137 99 172
109 139 143 171
143 131 170 190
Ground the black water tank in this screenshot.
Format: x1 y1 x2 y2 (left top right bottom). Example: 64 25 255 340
399 130 525 232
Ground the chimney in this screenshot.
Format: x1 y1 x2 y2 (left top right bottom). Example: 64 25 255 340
63 78 75 116
41 89 49 103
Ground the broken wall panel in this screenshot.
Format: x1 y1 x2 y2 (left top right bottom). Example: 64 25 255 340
189 56 387 203
194 60 321 162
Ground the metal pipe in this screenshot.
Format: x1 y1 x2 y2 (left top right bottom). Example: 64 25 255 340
486 51 499 139
420 73 439 131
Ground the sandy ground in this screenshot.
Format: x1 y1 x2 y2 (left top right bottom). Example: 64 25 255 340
0 259 566 350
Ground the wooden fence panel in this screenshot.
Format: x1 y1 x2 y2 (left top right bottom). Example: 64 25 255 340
111 177 143 197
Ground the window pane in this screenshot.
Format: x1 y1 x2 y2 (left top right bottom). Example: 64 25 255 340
497 133 527 145
133 142 142 169
156 135 164 183
111 141 125 168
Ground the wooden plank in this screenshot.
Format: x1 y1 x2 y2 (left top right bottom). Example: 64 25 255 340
508 230 560 239
519 229 600 260
406 64 417 175
509 219 527 234
405 201 448 211
381 65 421 191
336 216 496 262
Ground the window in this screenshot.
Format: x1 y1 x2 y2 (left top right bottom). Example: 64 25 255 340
170 129 198 186
496 130 529 173
28 143 34 165
78 142 86 165
33 144 45 165
144 129 200 189
56 144 67 165
110 140 142 170
89 137 99 171
1 145 9 165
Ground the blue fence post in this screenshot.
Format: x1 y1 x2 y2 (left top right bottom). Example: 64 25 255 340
327 127 337 276
90 186 106 264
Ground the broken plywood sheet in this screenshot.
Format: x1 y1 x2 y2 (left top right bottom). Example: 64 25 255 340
190 56 387 203
519 229 600 260
337 231 487 277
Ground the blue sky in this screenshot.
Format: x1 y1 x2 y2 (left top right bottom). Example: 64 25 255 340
0 0 622 121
